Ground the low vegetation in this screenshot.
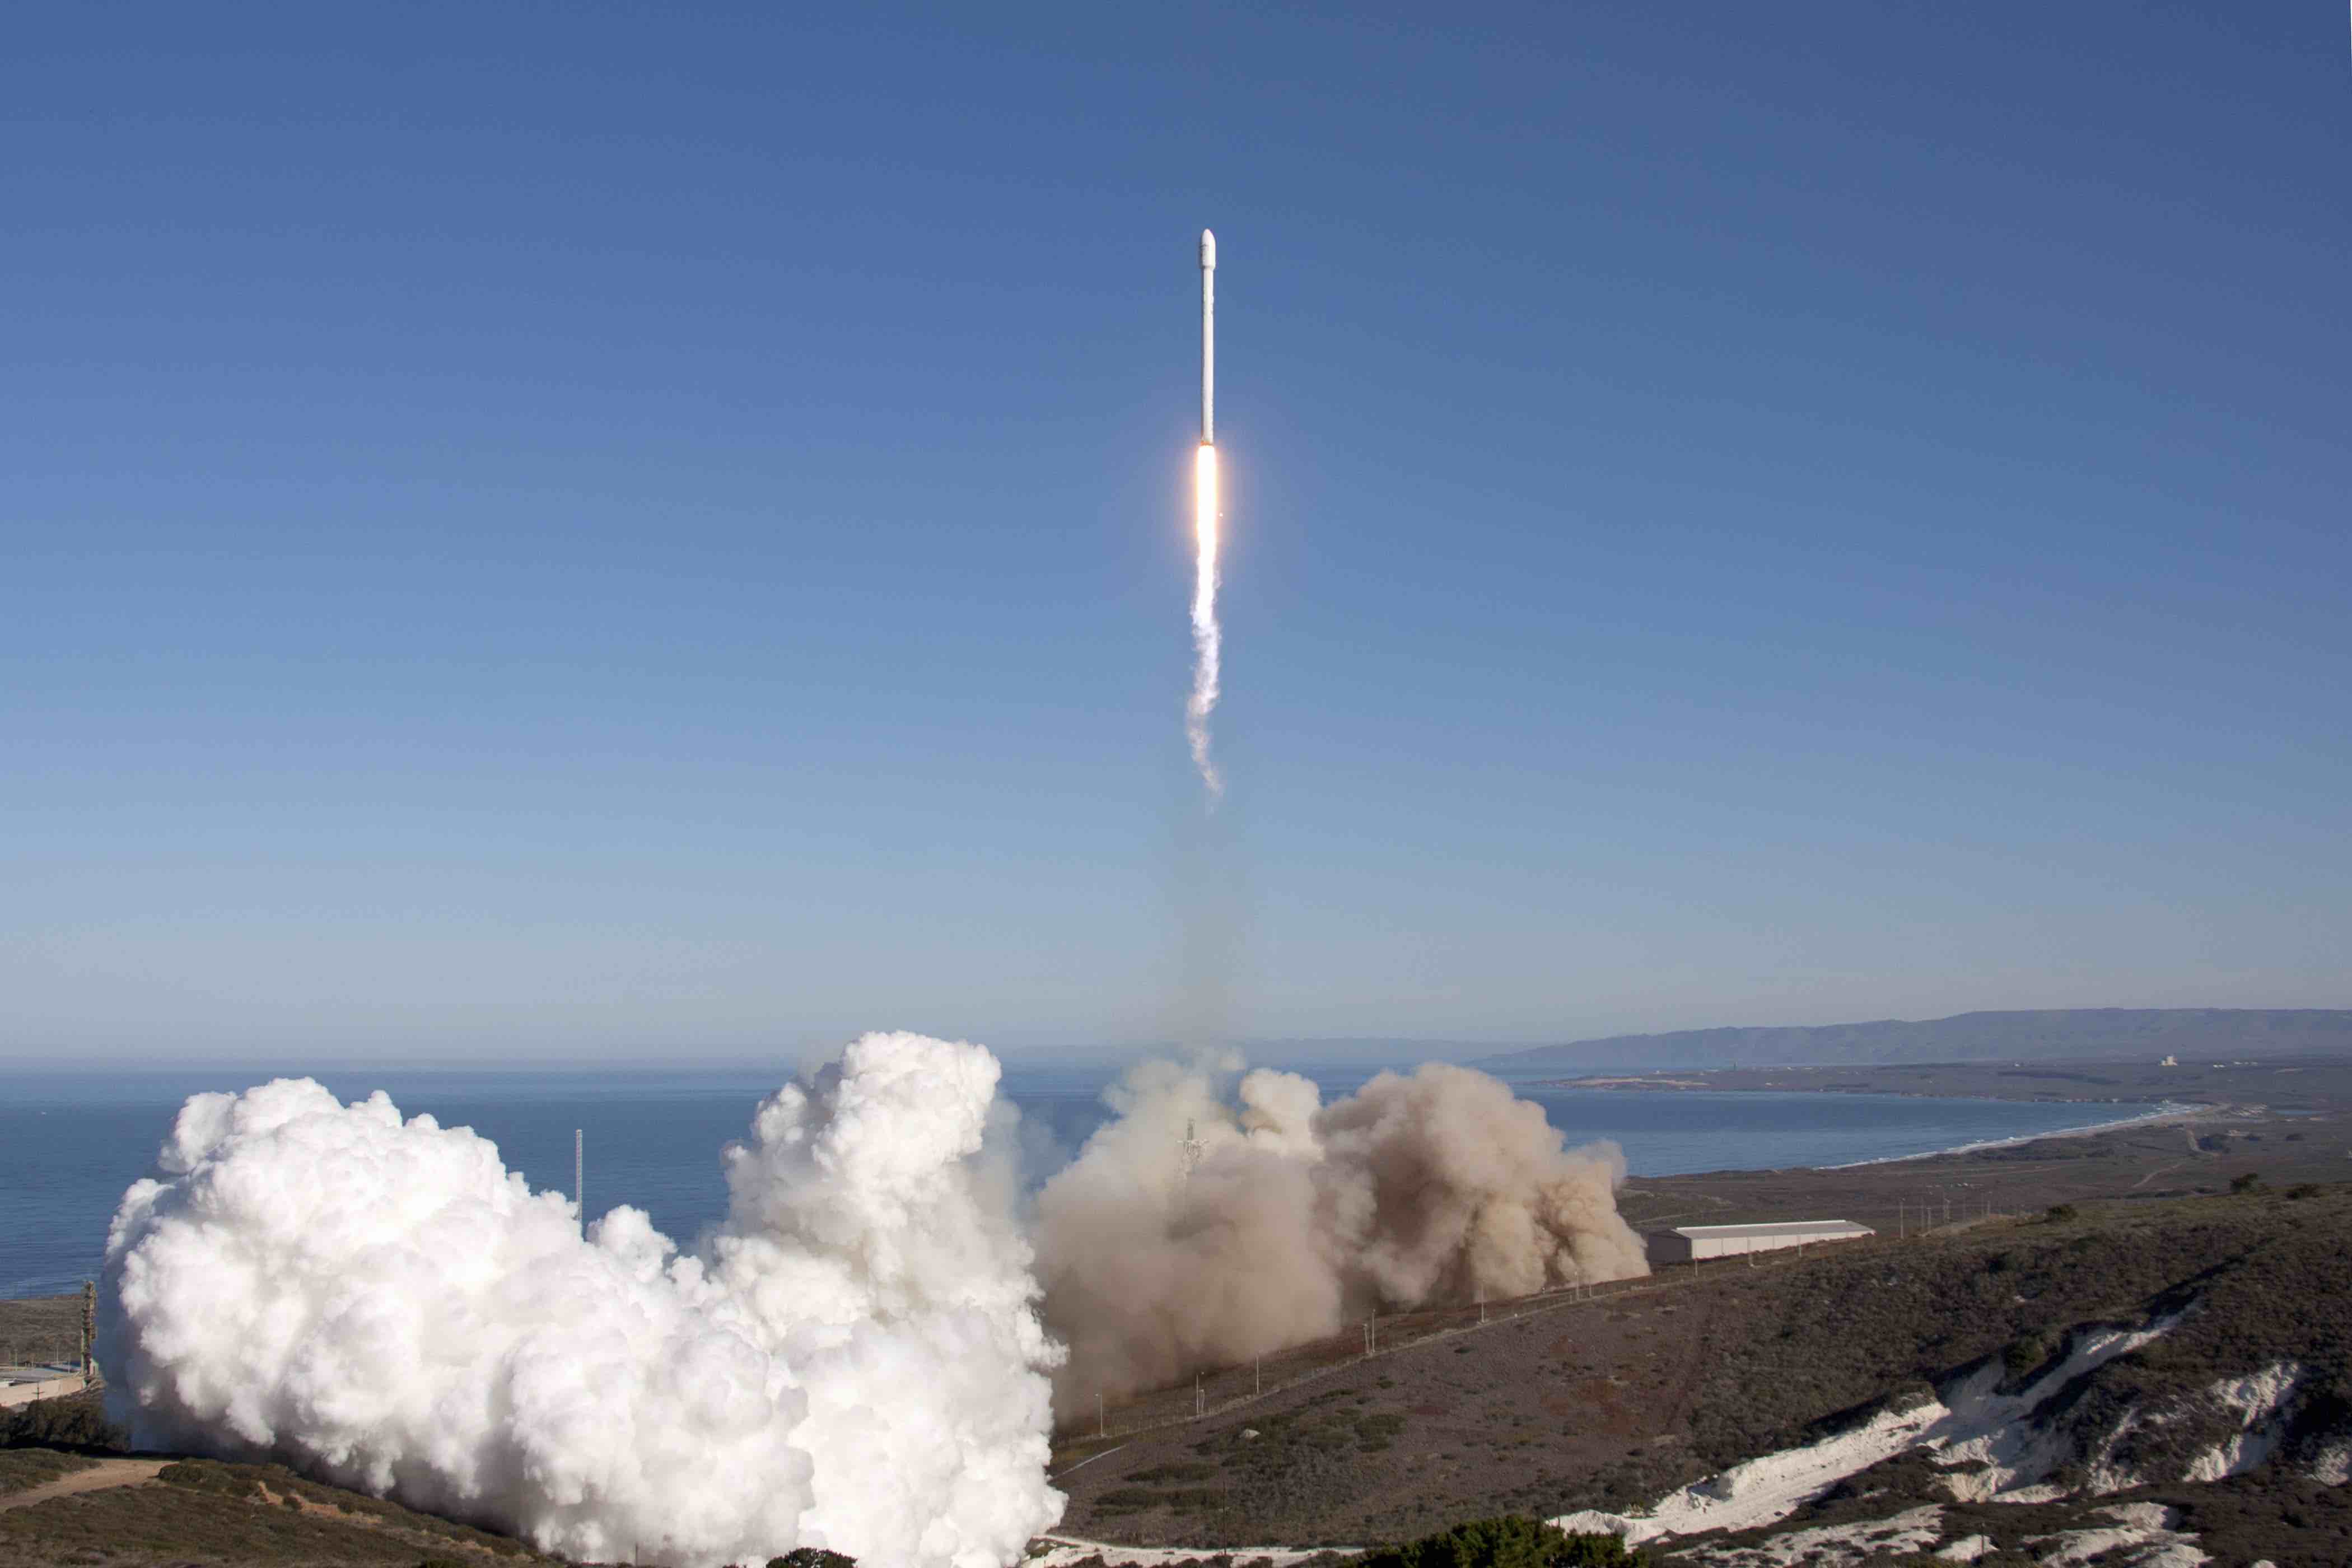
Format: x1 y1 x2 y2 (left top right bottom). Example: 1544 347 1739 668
0 1388 120 1454
5 1186 2346 1565
1053 1184 2351 1556
0 1448 94 1497
0 1450 551 1568
1357 1516 1641 1568
1669 1187 2352 1483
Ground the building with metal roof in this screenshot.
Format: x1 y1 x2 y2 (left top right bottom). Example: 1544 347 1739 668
1645 1219 1875 1265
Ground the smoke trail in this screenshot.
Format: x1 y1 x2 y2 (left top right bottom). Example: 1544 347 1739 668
1033 1058 1649 1410
100 1033 1063 1568
1187 443 1223 799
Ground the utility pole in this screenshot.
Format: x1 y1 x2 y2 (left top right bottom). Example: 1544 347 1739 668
1195 1375 1204 1418
1254 1357 1261 1397
1098 1393 1106 1439
1364 1318 1375 1357
81 1281 96 1378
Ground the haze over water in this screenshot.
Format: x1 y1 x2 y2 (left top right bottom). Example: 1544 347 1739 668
0 1062 2163 1300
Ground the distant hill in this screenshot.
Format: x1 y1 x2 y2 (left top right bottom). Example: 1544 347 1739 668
1470 1007 2352 1073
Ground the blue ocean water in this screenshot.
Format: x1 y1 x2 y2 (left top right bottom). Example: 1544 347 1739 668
0 1063 2165 1300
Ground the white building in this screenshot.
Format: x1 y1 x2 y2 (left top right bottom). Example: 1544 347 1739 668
1646 1219 1874 1265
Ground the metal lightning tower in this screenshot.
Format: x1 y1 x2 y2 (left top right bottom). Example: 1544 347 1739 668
574 1128 584 1235
1180 1118 1207 1184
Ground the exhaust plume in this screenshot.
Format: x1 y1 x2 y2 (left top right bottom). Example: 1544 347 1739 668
1033 1058 1650 1409
99 1033 1063 1568
1187 443 1223 799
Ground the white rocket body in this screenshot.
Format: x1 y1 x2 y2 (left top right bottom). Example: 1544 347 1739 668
1200 228 1215 446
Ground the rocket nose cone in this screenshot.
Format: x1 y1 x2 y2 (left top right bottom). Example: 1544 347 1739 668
1200 230 1216 268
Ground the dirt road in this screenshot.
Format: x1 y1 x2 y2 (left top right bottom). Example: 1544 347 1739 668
0 1458 167 1511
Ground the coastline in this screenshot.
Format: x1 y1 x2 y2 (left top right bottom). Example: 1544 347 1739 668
1530 1054 2348 1113
1817 1098 2208 1170
1612 1057 2350 1239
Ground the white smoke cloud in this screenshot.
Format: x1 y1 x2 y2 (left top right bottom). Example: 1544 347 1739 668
99 1032 1063 1568
99 1036 1654 1562
1033 1058 1650 1410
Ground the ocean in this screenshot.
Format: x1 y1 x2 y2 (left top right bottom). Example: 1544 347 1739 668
0 1062 2168 1301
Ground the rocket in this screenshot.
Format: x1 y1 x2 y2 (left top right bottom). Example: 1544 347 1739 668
1186 229 1225 799
1199 228 1216 446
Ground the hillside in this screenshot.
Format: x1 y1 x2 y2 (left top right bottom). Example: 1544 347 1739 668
1048 1182 2352 1564
8 1188 2348 1563
1472 1007 2352 1073
10 1116 2348 1566
0 1438 553 1567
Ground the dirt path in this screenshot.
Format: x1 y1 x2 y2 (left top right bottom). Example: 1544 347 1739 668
0 1458 167 1511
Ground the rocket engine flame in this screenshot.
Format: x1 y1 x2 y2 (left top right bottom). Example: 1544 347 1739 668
1187 442 1223 799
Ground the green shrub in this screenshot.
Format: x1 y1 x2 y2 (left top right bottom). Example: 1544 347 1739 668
1358 1514 1642 1568
0 1389 125 1453
157 1460 264 1499
2001 1333 2052 1380
2286 1183 2319 1200
768 1551 857 1568
1130 1463 1216 1484
2230 1173 2262 1194
2043 1204 2077 1222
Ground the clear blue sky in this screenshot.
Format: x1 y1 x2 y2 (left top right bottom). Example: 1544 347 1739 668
5 4 2348 1063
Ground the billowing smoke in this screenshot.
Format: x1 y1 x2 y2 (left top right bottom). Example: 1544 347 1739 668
1187 443 1223 799
1034 1058 1649 1408
99 1035 1649 1560
99 1032 1062 1568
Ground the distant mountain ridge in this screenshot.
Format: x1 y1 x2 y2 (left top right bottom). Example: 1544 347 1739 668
1470 1007 2352 1073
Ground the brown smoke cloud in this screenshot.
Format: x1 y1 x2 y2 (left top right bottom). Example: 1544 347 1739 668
1033 1058 1650 1410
